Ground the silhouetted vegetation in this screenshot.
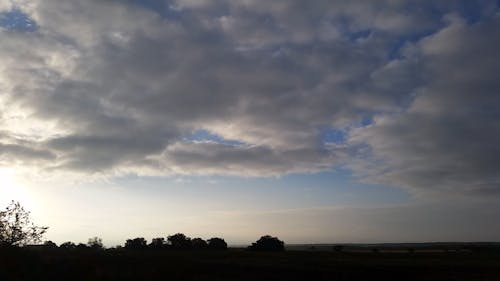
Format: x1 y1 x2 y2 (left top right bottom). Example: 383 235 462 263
167 233 192 250
207 237 227 250
0 201 48 247
248 235 285 251
43 240 58 249
76 243 88 250
125 237 147 250
149 237 165 249
192 237 208 249
87 237 103 250
59 241 76 250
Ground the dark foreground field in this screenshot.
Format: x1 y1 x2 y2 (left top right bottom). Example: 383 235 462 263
1 248 500 281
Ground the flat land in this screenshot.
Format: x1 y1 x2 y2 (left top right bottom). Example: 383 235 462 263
1 248 499 280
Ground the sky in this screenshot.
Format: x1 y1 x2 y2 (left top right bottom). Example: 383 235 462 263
0 0 499 246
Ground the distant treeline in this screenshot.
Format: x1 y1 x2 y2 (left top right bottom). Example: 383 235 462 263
33 234 285 252
295 243 500 253
1 200 286 253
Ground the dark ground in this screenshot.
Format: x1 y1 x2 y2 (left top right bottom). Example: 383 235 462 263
1 247 499 281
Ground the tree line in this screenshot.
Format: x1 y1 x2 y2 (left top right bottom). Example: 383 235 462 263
1 201 285 252
42 234 229 251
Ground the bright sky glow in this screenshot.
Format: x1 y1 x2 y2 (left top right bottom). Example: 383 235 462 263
0 168 36 210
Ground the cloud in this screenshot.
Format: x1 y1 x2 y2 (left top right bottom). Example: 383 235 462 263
349 15 500 195
0 142 54 163
0 1 499 195
159 141 341 177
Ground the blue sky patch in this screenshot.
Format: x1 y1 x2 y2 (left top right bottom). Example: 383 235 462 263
129 0 184 20
387 29 437 60
320 127 346 144
360 116 374 127
0 9 37 32
185 129 245 146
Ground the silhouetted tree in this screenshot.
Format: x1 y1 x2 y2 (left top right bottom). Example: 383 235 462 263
76 243 88 250
149 237 165 249
248 235 284 251
192 238 208 249
125 237 147 250
59 241 76 250
87 237 103 250
167 233 192 249
207 237 227 250
0 201 48 247
43 240 58 249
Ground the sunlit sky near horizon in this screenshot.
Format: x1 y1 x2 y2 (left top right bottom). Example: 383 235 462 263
1 0 500 246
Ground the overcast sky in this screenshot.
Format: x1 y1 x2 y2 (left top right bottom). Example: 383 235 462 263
0 0 499 246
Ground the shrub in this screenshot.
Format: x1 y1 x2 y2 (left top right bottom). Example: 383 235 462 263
207 237 227 250
248 235 284 252
125 237 147 250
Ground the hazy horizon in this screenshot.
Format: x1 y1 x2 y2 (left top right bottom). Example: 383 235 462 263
1 0 499 247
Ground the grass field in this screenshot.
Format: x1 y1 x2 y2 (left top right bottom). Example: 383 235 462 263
1 247 500 280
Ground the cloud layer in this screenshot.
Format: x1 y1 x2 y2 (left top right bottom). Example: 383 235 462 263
0 0 499 195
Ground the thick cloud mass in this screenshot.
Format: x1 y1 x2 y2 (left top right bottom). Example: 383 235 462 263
350 15 500 195
0 0 499 195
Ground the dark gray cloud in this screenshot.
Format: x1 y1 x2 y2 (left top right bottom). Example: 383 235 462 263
0 0 499 195
160 141 340 176
0 142 54 163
